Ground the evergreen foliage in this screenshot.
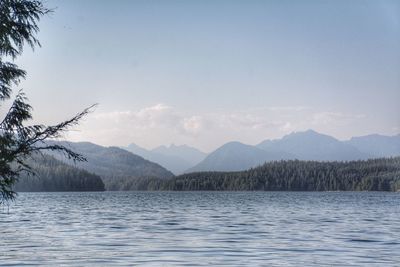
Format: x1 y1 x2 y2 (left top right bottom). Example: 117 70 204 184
14 154 105 192
0 0 93 203
142 157 400 191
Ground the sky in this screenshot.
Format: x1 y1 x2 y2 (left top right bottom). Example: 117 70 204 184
5 0 400 152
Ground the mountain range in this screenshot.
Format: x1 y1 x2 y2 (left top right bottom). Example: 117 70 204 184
187 130 400 172
39 130 400 189
15 129 398 192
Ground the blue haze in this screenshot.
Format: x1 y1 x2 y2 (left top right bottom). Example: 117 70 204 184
10 0 400 150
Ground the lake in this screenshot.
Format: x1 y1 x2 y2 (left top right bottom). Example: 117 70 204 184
1 192 399 266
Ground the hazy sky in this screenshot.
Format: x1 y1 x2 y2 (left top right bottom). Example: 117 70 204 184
7 0 400 152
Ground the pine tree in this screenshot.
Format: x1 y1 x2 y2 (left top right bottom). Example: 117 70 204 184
0 0 94 203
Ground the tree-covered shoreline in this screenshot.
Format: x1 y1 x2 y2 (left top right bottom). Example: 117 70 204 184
12 157 400 192
14 154 105 192
141 157 400 192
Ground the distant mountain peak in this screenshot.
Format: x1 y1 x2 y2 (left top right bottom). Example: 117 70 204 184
163 143 201 151
282 129 340 143
187 140 294 173
222 141 247 146
123 142 207 175
350 133 400 140
287 129 327 136
127 142 146 149
303 129 318 134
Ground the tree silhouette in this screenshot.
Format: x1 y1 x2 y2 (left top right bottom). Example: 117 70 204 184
0 0 94 203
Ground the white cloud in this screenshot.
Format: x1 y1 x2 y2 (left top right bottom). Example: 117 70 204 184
311 112 365 126
183 116 204 134
279 122 294 132
65 104 367 151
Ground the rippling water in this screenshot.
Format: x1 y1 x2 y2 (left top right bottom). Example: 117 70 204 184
1 192 400 266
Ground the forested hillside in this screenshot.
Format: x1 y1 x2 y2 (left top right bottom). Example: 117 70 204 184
143 157 400 191
46 141 174 190
14 155 105 192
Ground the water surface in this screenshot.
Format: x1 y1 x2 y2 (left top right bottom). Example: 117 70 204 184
1 192 399 266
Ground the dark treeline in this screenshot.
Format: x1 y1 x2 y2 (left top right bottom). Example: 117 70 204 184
141 157 400 191
13 155 105 192
12 156 400 192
